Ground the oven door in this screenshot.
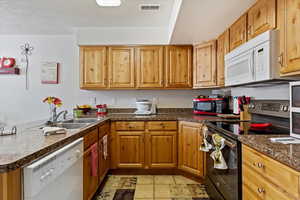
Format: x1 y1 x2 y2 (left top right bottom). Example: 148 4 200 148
205 132 240 200
290 83 300 139
193 100 216 115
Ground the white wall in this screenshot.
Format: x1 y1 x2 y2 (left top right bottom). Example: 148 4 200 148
0 35 77 126
230 84 290 100
0 35 208 126
0 34 290 126
76 27 170 45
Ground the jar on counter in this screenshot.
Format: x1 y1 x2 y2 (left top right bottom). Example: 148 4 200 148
96 104 107 117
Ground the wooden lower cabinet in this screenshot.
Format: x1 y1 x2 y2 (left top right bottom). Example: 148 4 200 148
111 121 178 170
178 121 205 177
83 128 99 200
83 146 99 200
0 169 21 200
242 145 300 200
146 131 177 168
83 124 110 200
115 131 145 168
99 123 110 183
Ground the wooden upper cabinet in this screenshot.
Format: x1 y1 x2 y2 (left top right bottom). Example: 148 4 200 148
278 0 300 76
165 46 193 88
178 121 204 177
80 46 107 89
229 14 248 51
108 47 135 88
247 0 276 40
217 30 230 86
136 46 164 88
193 40 217 88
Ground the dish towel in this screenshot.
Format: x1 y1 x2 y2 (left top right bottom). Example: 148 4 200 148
210 134 228 170
199 125 212 152
43 127 67 136
90 143 98 177
103 135 108 160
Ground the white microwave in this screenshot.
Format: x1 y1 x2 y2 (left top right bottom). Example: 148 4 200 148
225 30 280 86
290 81 300 139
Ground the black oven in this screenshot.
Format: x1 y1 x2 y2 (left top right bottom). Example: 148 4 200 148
291 82 300 139
193 97 228 115
205 127 241 200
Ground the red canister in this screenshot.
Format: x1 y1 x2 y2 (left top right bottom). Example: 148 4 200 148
96 104 107 116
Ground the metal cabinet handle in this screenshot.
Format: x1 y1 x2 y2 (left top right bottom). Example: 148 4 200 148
257 188 265 193
257 163 264 168
278 53 284 67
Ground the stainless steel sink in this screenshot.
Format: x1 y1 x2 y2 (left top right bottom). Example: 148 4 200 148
56 123 90 129
63 118 99 123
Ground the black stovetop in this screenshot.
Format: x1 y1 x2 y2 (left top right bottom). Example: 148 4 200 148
207 121 290 139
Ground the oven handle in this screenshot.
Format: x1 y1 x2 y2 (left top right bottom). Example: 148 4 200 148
224 140 236 148
206 129 236 148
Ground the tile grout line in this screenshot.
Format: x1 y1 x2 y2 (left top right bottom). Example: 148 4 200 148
153 176 155 200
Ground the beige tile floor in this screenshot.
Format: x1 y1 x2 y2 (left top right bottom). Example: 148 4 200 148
95 175 210 200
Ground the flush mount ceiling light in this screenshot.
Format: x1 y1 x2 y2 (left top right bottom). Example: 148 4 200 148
96 0 121 7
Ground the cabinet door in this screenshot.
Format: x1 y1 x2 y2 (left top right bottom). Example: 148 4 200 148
108 47 135 88
116 131 145 168
278 0 300 75
217 30 230 86
146 131 177 169
193 41 217 88
165 46 193 88
136 46 164 88
0 169 21 200
247 0 276 40
229 14 248 51
98 133 109 184
83 147 99 200
80 46 107 89
178 122 204 177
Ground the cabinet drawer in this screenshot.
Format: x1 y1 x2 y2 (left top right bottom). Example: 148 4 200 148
242 145 300 198
148 121 177 131
243 164 292 200
115 121 145 131
84 128 99 150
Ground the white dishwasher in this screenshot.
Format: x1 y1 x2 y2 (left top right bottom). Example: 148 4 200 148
24 138 83 200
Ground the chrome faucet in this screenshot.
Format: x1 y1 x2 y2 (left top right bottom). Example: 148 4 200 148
50 107 68 123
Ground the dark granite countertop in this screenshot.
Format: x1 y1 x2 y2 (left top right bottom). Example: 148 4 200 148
0 117 109 173
0 112 226 173
239 135 300 172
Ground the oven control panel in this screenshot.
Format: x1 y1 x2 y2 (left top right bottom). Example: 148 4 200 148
248 100 289 118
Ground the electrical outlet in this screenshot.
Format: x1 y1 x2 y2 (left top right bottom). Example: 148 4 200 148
111 97 116 105
153 97 159 104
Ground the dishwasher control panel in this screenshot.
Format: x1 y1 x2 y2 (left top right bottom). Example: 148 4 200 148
24 138 83 198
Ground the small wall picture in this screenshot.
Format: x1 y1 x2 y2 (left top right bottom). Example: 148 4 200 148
41 62 59 84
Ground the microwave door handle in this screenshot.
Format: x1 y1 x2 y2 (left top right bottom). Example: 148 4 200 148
250 50 255 80
212 101 217 112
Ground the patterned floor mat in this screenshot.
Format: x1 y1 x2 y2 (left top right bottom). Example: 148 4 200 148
94 175 211 200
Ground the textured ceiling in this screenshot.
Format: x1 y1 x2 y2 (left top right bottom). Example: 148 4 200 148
0 0 175 34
